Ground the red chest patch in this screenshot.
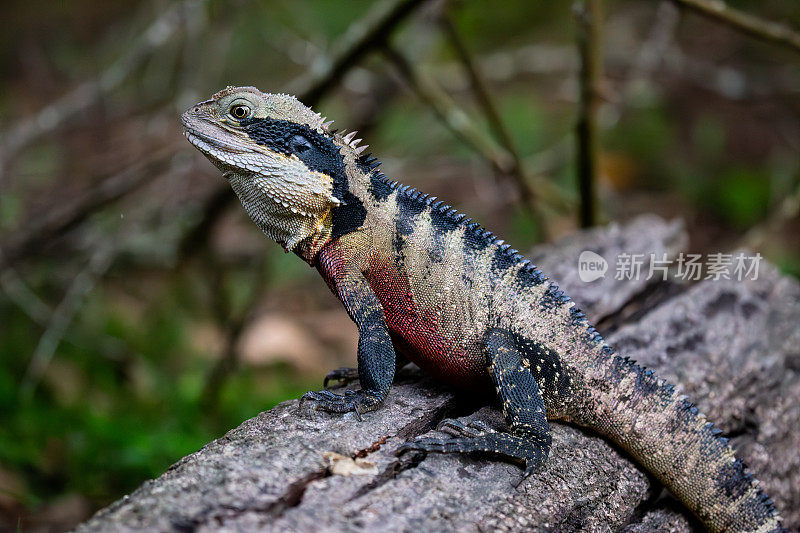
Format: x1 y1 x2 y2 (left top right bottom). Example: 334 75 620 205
364 256 488 390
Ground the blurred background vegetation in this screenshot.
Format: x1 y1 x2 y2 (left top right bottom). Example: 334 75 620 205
0 0 798 530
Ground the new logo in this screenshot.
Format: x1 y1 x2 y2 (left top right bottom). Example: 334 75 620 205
578 250 607 282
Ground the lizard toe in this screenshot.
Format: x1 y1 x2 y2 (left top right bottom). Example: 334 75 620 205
298 388 383 421
438 418 483 438
323 367 359 388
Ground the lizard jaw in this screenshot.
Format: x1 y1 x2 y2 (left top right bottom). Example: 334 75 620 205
180 111 251 157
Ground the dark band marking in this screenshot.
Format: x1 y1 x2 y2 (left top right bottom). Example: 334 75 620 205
491 245 517 273
393 189 427 257
515 263 547 287
716 458 749 500
506 330 571 398
541 283 571 309
429 202 461 234
427 222 446 263
243 117 341 178
463 225 491 252
358 154 382 176
568 307 606 346
395 191 426 236
369 174 394 201
331 191 367 238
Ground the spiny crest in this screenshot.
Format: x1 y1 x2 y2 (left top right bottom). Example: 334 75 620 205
359 154 382 171
327 127 369 155
309 106 368 155
211 85 255 100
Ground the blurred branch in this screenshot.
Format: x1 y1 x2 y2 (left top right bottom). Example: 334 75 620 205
625 2 680 88
437 43 578 90
525 137 574 177
439 15 534 211
0 260 52 325
290 0 432 107
382 45 571 234
432 37 797 102
671 0 800 54
382 45 515 178
178 187 234 260
0 0 202 177
19 242 116 398
574 0 603 228
0 256 130 361
0 145 178 266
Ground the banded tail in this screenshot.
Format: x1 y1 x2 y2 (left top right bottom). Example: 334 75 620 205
580 351 785 532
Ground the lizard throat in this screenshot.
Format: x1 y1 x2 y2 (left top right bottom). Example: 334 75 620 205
225 170 336 263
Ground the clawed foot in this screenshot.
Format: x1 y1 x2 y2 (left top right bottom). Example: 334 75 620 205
398 418 546 479
299 389 382 421
322 367 360 388
398 418 495 454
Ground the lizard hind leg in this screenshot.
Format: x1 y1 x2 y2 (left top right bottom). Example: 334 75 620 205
401 328 552 477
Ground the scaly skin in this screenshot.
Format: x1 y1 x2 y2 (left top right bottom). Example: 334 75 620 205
181 86 786 532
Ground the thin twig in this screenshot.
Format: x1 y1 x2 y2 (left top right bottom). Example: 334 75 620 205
625 2 680 89
0 253 131 361
671 0 800 54
574 0 603 228
439 15 535 213
432 37 796 101
19 243 116 397
0 0 202 174
382 48 514 175
199 253 270 411
0 259 52 325
290 0 432 106
1 145 178 266
382 45 571 224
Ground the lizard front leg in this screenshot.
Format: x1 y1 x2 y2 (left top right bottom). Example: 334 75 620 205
302 242 396 419
323 354 410 388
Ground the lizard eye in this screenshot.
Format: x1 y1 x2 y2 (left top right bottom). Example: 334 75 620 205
290 134 313 153
229 104 250 120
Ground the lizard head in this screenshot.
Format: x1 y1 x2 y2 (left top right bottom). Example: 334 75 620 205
181 86 367 262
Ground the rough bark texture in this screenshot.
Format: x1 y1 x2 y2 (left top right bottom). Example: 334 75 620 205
76 215 800 532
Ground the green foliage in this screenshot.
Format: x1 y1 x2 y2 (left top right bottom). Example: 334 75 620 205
497 93 549 156
378 104 453 158
707 167 771 229
0 282 314 509
605 104 675 181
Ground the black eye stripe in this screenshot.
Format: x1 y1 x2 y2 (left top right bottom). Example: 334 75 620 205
241 116 366 239
242 118 335 168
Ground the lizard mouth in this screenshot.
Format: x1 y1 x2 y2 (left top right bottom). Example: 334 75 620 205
183 129 240 155
180 111 251 156
182 127 251 156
